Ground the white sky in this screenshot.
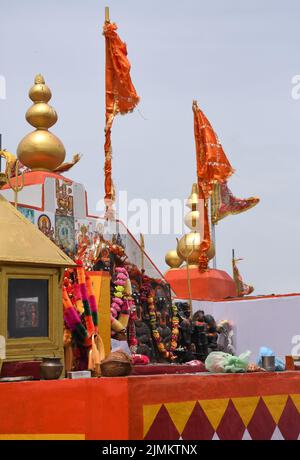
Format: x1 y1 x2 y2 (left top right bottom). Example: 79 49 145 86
1 0 300 295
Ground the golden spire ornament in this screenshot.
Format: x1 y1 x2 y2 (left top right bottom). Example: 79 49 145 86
17 74 66 171
165 182 215 269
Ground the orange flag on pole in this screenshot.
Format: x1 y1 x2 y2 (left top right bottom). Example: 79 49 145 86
103 12 140 216
192 101 234 270
211 181 260 224
193 101 234 199
232 255 254 296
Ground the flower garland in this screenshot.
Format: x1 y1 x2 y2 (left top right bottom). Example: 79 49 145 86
128 309 138 353
63 263 99 347
110 267 136 338
140 277 179 361
170 303 180 351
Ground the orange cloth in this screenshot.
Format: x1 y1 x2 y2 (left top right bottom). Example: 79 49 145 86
164 267 237 300
198 185 210 271
103 22 140 206
211 181 259 224
192 101 234 199
232 257 254 296
193 101 234 270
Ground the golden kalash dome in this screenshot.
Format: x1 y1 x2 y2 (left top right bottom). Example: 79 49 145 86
164 182 236 300
165 183 215 268
165 249 183 269
177 233 215 266
17 74 66 171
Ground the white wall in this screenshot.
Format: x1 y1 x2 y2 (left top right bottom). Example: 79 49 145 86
187 295 300 361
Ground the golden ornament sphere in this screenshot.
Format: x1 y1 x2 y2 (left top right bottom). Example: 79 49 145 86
17 74 66 172
17 130 66 171
184 210 201 231
29 83 52 103
177 233 215 264
177 232 201 264
26 103 58 129
186 183 199 209
165 249 183 269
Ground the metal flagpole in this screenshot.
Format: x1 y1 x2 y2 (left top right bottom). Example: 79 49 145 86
105 6 110 23
212 222 217 269
140 233 145 272
210 188 217 269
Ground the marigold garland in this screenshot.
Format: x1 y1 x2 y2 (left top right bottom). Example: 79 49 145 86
63 263 99 347
111 267 136 337
141 277 178 361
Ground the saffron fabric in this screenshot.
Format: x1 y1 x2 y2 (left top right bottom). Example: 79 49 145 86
193 101 233 200
192 101 233 270
0 373 299 440
103 22 140 204
211 181 260 224
232 258 254 296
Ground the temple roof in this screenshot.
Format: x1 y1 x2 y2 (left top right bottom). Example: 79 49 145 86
1 171 72 190
0 194 76 267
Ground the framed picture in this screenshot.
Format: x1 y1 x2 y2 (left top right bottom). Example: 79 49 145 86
0 266 64 362
8 279 49 339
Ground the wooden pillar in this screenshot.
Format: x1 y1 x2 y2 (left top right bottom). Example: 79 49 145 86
89 271 111 357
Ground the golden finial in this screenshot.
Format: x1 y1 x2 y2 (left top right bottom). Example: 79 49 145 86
34 74 45 84
17 74 66 172
186 183 199 209
165 182 215 268
165 249 183 269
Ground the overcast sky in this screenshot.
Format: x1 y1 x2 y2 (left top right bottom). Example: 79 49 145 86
1 0 300 295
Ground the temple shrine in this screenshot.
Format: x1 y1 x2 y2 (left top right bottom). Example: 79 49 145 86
0 6 299 443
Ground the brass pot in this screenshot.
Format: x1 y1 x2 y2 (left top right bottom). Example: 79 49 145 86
40 357 63 380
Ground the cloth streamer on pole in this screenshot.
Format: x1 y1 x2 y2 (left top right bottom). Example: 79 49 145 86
103 11 140 218
192 100 234 270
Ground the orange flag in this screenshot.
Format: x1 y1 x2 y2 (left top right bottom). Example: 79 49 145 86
103 20 140 214
211 181 259 224
232 257 254 296
192 101 234 270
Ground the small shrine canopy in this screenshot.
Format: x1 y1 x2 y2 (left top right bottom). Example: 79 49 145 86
0 194 75 267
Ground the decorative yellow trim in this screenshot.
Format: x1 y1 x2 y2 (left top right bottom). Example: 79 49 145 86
0 265 64 363
290 394 300 413
198 398 229 431
0 434 85 440
143 404 162 438
165 401 196 434
232 397 260 427
262 394 289 424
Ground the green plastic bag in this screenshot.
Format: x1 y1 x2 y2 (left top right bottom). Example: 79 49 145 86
223 351 251 373
205 351 251 373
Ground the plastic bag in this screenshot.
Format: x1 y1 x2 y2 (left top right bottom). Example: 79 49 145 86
205 351 251 373
223 351 251 373
205 352 228 373
111 338 131 355
257 346 285 371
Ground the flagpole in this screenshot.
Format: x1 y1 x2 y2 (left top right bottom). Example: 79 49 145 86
212 222 217 269
210 192 217 269
140 233 145 272
103 6 139 220
105 6 110 23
